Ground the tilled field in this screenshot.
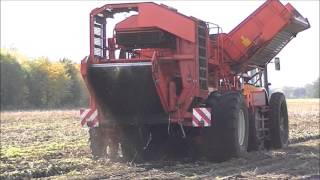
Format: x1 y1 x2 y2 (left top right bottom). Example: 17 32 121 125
1 99 319 179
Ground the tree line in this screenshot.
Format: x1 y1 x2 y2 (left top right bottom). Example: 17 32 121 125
0 48 319 110
280 78 320 99
0 49 89 110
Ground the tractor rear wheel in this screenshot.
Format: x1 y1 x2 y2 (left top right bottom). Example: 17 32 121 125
89 127 107 159
269 92 289 148
204 91 249 161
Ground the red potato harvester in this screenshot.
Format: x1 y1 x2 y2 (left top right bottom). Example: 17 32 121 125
80 0 310 161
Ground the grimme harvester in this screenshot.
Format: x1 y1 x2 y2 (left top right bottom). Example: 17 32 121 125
80 0 310 161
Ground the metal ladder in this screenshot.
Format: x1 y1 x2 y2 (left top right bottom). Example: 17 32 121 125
198 20 208 90
93 15 106 59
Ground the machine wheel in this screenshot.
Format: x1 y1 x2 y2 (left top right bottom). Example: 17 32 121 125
89 127 107 158
269 92 289 148
165 125 191 160
120 135 138 161
204 91 249 161
120 125 144 161
147 125 171 160
248 107 261 151
120 124 176 162
120 125 164 162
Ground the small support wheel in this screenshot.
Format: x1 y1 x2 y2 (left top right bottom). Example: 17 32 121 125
248 107 265 151
89 127 107 159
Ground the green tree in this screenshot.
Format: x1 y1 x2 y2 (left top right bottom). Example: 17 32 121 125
76 64 89 107
60 59 89 107
47 62 71 107
25 57 50 107
60 58 81 106
1 48 89 109
0 53 26 109
25 57 72 108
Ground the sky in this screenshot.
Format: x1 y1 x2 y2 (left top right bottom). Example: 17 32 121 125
1 0 319 88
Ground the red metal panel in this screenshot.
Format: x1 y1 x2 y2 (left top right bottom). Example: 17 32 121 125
138 3 196 43
222 0 291 62
116 15 139 30
115 3 196 42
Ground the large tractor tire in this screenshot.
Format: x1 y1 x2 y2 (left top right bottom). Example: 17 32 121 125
268 92 289 148
204 91 249 161
89 127 107 158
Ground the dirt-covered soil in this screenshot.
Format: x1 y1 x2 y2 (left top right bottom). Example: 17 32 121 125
1 99 319 179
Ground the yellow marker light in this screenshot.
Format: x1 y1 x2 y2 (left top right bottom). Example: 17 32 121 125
240 35 252 47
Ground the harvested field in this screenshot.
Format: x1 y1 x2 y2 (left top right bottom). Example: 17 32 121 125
0 99 319 179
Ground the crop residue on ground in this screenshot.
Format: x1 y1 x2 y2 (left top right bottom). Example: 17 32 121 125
0 99 319 179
